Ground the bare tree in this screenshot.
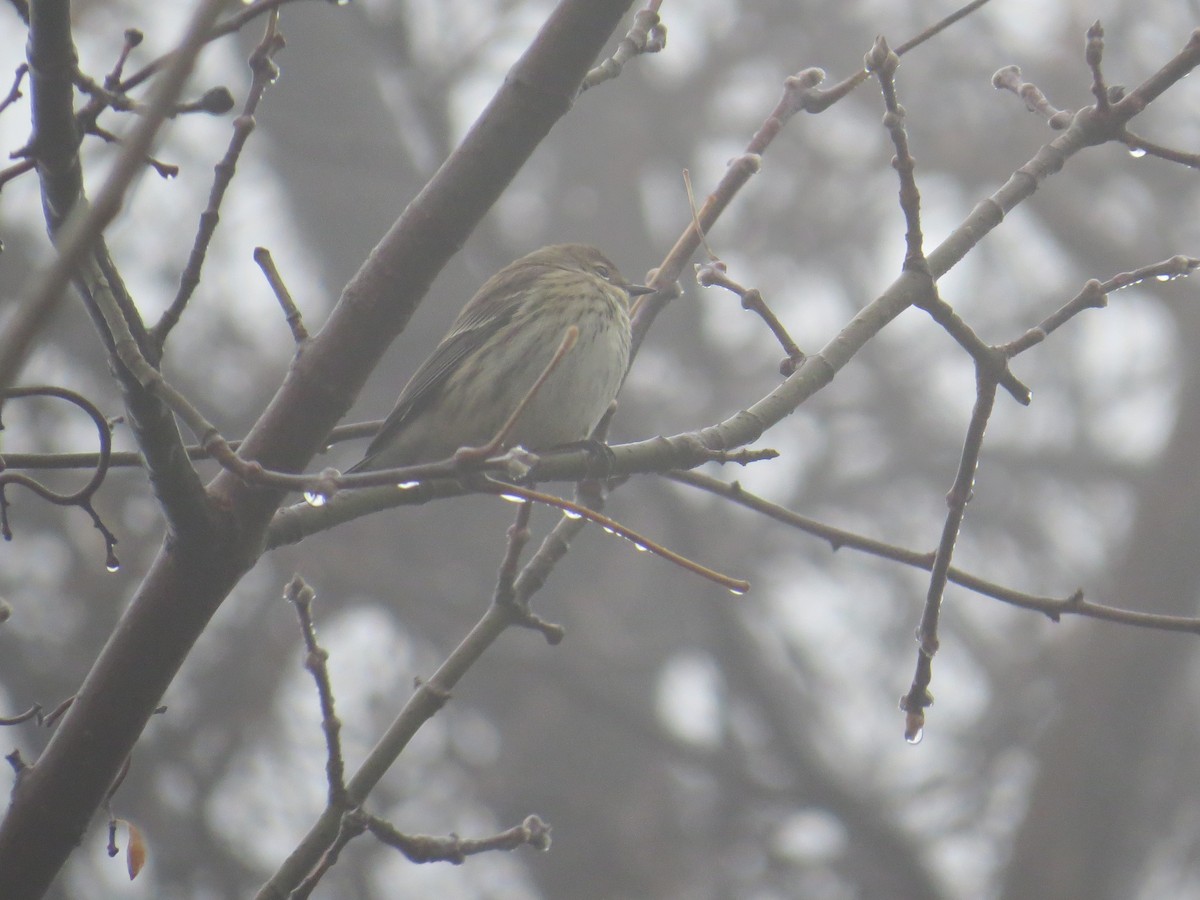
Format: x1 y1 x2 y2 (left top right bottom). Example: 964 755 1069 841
1 2 1199 898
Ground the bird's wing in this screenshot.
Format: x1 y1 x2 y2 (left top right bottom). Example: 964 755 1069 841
352 310 516 469
350 263 550 471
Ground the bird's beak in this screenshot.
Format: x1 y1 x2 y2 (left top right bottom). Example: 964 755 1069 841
627 284 657 296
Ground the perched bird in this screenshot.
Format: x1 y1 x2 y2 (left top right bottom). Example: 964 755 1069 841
348 243 654 472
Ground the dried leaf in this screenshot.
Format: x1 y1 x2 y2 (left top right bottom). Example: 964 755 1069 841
125 820 147 880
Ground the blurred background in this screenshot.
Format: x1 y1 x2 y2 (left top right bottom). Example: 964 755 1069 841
3 1 1200 897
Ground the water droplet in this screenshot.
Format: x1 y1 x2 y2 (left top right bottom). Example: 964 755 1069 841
303 491 327 507
499 493 525 504
105 551 121 573
601 526 617 535
905 728 924 745
561 509 583 520
1128 146 1147 158
728 585 748 596
633 542 649 552
397 480 420 490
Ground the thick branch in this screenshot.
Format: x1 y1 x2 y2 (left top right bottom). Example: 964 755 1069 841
0 2 637 896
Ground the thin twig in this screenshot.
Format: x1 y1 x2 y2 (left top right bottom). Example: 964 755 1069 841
256 569 544 899
476 480 750 595
290 809 367 900
894 0 995 56
0 0 230 394
116 0 309 93
579 0 665 92
0 386 119 567
1002 255 1200 357
364 812 552 862
0 705 42 726
1086 21 1109 111
667 471 1200 635
695 262 805 375
0 63 28 115
991 64 1074 129
1119 130 1200 168
899 366 998 742
151 11 285 349
872 35 1031 404
491 501 561 640
254 247 309 343
286 576 347 808
681 169 716 261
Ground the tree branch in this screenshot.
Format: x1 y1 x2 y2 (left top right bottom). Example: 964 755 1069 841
0 2 638 896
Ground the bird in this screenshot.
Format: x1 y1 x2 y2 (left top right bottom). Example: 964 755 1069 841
347 243 654 473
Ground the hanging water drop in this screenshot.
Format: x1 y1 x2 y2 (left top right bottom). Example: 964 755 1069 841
303 491 327 508
499 493 525 504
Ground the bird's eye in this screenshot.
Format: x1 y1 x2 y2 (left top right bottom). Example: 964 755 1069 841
595 265 611 280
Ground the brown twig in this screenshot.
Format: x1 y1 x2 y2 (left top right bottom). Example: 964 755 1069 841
0 705 41 727
1119 130 1200 169
695 262 806 376
1085 21 1109 111
491 500 562 640
364 812 552 862
289 809 367 900
151 11 285 350
0 63 28 115
257 541 560 898
991 64 1074 130
668 470 1200 636
1002 256 1200 357
477 479 750 595
2 6 645 895
630 1 1005 347
286 576 347 808
0 386 119 568
872 36 1031 404
579 0 665 92
681 168 716 261
0 157 36 190
0 0 229 395
254 247 309 343
116 0 310 93
899 366 998 743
